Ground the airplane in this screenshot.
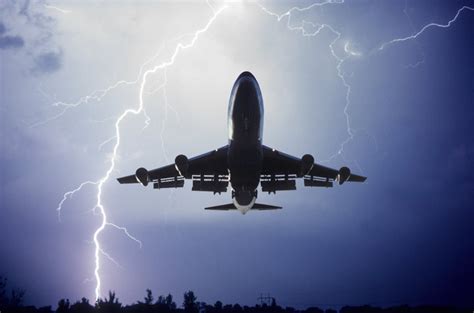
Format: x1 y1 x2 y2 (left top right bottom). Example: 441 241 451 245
117 71 366 214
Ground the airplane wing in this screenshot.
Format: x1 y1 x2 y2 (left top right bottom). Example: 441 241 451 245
117 145 229 192
261 145 366 191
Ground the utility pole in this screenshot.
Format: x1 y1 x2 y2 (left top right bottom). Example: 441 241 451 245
257 293 272 306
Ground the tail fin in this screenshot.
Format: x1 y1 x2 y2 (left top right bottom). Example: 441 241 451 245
204 203 282 211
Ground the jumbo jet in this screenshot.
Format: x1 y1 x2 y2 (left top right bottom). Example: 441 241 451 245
118 71 366 214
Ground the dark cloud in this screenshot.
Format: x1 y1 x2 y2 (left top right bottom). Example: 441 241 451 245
0 21 24 49
0 35 24 49
0 3 63 73
19 0 31 18
32 50 62 74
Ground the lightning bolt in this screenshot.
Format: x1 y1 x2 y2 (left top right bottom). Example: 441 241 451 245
55 3 227 300
379 5 474 51
29 44 166 129
401 0 425 69
258 1 472 170
257 0 362 167
43 4 72 14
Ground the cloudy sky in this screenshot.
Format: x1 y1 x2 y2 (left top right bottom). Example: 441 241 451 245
1 0 473 309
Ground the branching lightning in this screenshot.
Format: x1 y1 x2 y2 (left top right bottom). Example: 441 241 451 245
258 1 473 168
257 0 360 165
50 0 472 302
30 44 166 129
55 4 227 301
379 5 474 51
56 180 98 222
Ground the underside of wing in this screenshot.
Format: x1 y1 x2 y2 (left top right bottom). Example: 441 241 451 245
261 145 366 193
117 145 229 193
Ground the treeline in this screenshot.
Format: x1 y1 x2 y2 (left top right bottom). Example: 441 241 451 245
0 276 471 313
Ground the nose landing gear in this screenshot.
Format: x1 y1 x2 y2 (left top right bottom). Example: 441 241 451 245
231 189 257 199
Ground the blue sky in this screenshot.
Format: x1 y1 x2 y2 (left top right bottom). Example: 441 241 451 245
1 0 473 309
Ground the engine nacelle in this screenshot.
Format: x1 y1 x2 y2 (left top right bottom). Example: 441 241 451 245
135 167 149 186
299 154 314 177
175 154 189 177
338 166 351 185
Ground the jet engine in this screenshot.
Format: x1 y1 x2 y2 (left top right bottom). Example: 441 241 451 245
135 167 149 186
338 166 351 185
299 154 314 177
175 154 189 177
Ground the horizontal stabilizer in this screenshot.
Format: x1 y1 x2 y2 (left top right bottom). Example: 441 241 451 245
348 174 367 182
252 203 282 210
205 203 236 210
117 175 139 184
204 203 282 211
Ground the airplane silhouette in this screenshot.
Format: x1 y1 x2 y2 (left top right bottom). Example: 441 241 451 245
118 71 366 214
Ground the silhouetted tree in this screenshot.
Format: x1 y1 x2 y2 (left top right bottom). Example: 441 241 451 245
183 290 198 313
70 297 94 313
57 298 71 313
214 300 223 311
96 291 122 313
271 298 277 308
0 276 7 309
0 276 26 312
144 289 154 305
381 305 407 313
340 305 382 313
0 281 469 313
38 305 53 312
9 287 25 307
156 295 165 303
152 293 176 312
165 294 176 311
131 289 157 313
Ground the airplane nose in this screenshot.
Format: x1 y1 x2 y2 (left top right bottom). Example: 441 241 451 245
234 72 258 95
237 71 256 81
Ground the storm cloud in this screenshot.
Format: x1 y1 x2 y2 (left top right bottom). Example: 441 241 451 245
31 50 62 74
0 22 24 49
0 2 62 73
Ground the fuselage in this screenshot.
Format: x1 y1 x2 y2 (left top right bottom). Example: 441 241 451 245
227 71 264 213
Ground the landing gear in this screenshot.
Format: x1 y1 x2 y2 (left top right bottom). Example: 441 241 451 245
231 189 257 199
